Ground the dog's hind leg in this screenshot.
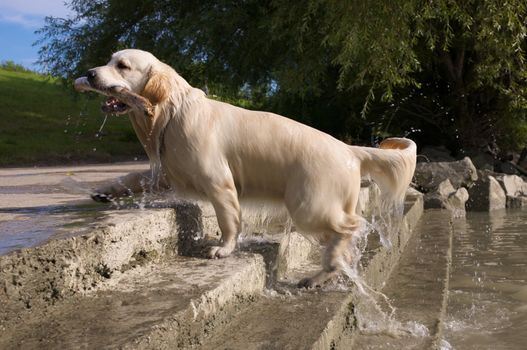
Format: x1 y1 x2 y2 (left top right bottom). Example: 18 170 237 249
288 169 363 288
297 215 363 288
205 179 242 259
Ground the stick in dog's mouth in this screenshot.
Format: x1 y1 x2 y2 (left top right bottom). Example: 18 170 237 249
102 96 130 114
74 77 154 118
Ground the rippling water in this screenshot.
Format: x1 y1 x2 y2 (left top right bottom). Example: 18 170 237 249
445 209 527 349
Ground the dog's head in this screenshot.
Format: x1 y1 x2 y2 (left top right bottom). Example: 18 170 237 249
74 49 170 116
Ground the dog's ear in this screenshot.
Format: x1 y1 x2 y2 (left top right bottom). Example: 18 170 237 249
142 70 170 105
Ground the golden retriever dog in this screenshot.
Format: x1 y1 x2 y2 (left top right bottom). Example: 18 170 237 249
74 49 416 288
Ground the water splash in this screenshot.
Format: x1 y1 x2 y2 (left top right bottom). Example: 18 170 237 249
58 176 93 195
439 338 453 350
368 194 405 249
338 198 429 338
238 200 291 238
95 114 109 139
403 127 422 138
342 253 429 337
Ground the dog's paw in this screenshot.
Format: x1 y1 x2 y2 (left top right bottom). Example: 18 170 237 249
206 245 234 259
91 193 113 203
297 277 320 289
297 271 336 289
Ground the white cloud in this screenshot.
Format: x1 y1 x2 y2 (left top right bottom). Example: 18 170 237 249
0 14 43 28
0 0 72 18
0 0 72 28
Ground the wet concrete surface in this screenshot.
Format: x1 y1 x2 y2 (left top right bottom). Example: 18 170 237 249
0 254 266 350
0 162 429 349
0 162 148 255
0 204 109 255
193 193 425 350
353 209 527 350
199 290 355 350
2 159 525 350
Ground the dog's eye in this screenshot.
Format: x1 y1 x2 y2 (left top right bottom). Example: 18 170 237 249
117 62 130 70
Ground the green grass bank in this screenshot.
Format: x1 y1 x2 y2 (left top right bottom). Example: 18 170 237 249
0 68 145 166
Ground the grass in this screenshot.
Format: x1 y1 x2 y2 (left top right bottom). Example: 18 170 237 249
0 69 145 166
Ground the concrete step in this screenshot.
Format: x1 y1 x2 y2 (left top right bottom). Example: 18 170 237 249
198 290 355 350
195 193 425 350
1 163 425 349
1 209 179 315
0 253 266 349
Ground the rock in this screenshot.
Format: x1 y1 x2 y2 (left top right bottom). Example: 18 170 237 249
424 179 456 208
467 175 506 211
448 188 469 217
414 157 478 193
423 179 469 217
470 153 495 171
506 195 527 209
437 178 456 197
496 174 525 197
418 146 455 163
423 193 443 209
496 174 527 208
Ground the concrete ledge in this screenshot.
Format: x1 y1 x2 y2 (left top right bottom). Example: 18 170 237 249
0 209 177 319
126 254 266 349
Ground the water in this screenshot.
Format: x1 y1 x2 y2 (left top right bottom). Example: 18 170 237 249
63 106 112 153
0 205 108 255
351 208 527 349
343 256 431 338
444 209 527 349
337 197 431 340
96 114 109 137
0 165 149 256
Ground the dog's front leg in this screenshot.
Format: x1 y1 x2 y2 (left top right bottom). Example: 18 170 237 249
205 180 241 259
91 170 167 202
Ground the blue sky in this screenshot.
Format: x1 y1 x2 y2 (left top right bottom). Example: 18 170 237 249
0 0 71 69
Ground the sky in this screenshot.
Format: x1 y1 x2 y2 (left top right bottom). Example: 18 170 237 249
0 0 72 69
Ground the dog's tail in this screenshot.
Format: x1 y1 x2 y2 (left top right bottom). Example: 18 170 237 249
351 138 417 203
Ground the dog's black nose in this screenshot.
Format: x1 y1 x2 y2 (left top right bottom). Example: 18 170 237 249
87 69 97 82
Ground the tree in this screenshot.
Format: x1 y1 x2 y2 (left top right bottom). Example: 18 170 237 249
37 0 527 151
